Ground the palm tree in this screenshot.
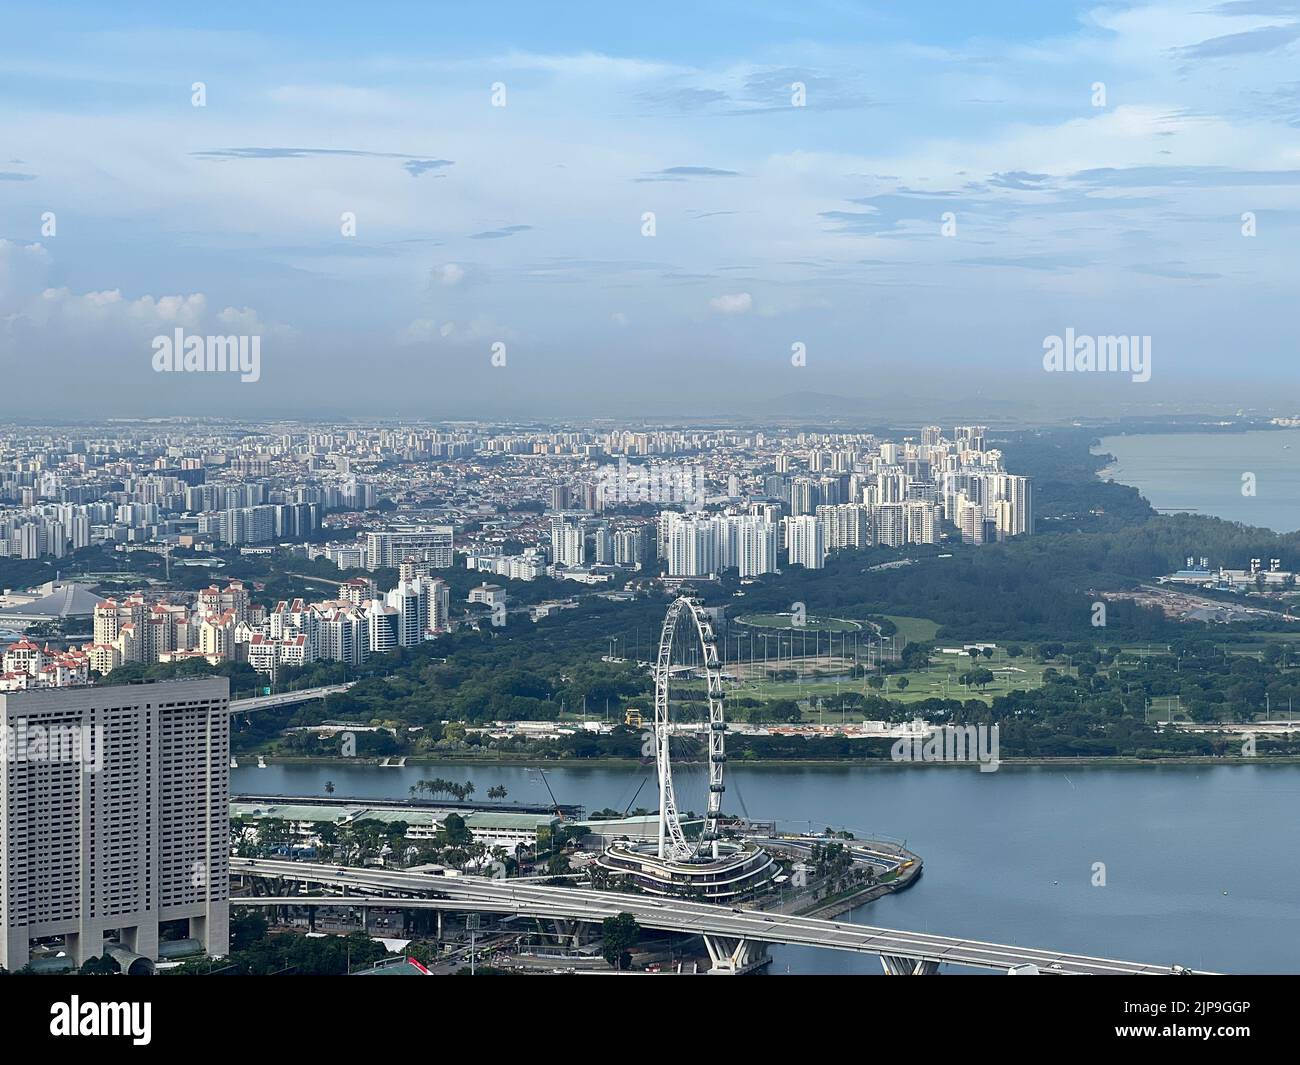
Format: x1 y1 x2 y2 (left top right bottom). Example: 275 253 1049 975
324 780 335 796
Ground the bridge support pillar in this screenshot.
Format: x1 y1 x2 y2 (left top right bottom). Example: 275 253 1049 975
702 935 770 975
550 919 592 948
880 954 940 975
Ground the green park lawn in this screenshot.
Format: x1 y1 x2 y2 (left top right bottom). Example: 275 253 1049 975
732 655 1061 710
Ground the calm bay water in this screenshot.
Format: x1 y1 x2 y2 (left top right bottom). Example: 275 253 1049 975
1096 429 1300 533
233 761 1300 974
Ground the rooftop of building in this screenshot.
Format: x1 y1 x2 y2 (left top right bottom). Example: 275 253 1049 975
229 801 558 831
353 956 432 976
0 581 105 618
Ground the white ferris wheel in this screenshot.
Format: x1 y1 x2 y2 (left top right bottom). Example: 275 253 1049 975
653 596 727 862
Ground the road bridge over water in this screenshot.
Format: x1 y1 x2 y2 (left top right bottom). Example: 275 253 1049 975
232 857 1205 976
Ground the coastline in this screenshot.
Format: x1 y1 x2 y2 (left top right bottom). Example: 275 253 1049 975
1093 426 1300 534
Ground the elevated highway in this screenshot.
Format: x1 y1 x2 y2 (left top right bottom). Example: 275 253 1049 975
232 857 1204 976
228 682 355 714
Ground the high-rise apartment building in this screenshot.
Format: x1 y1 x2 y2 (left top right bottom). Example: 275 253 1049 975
364 527 454 571
550 520 586 567
817 503 872 551
875 503 907 548
664 513 719 577
613 528 646 568
734 516 779 577
987 474 1034 537
786 515 826 569
904 500 940 545
0 677 230 970
387 578 429 647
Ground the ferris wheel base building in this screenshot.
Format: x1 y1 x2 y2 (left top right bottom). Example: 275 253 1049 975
596 840 777 900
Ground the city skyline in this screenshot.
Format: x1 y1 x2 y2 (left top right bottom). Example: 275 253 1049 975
2 2 1299 999
4 1 1300 418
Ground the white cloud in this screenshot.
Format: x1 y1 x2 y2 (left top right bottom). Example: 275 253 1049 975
32 288 208 331
0 240 54 313
398 318 439 344
710 292 753 314
0 244 288 369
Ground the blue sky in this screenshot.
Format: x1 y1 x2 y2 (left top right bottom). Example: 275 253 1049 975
3 0 1300 419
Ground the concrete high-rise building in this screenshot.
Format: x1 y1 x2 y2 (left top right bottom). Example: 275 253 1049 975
955 495 986 545
320 606 367 665
734 517 779 577
904 500 939 545
0 677 230 969
874 503 907 548
364 527 453 571
198 581 251 626
987 474 1034 537
428 578 450 633
592 524 614 564
613 528 645 568
786 515 826 570
367 602 399 653
876 467 908 504
790 478 818 516
386 579 428 647
664 513 719 577
220 505 276 545
817 503 872 552
954 425 987 453
550 520 585 567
